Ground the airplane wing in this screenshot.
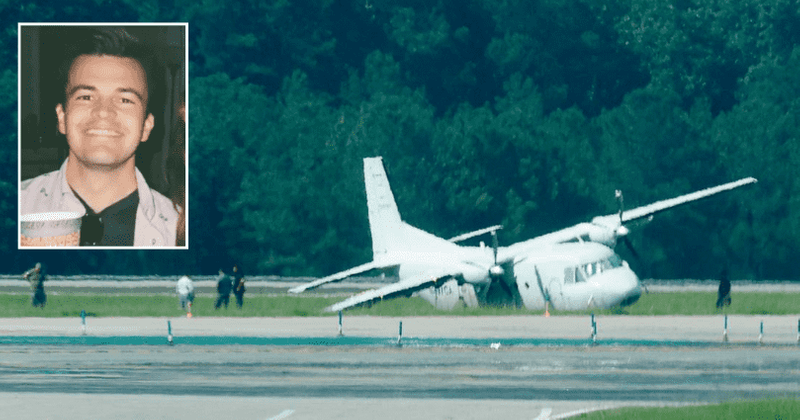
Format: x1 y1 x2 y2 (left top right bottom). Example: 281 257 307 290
618 177 757 224
500 176 757 257
324 268 456 312
288 260 398 294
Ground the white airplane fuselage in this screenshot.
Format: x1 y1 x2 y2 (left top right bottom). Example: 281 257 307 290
407 241 641 311
512 242 641 311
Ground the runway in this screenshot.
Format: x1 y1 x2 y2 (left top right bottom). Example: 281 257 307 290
2 345 798 419
2 315 799 343
2 278 799 418
1 316 799 419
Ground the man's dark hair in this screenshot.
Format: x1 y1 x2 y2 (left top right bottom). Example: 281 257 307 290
57 27 160 116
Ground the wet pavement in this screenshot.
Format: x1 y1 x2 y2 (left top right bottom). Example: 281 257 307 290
2 279 799 419
1 316 799 419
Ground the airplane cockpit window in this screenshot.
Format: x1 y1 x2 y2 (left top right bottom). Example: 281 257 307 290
579 255 624 280
583 263 597 277
575 266 586 283
606 254 623 269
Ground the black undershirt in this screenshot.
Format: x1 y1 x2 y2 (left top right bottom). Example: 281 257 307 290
74 190 139 246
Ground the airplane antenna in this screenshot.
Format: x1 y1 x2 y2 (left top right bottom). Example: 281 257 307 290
616 189 624 222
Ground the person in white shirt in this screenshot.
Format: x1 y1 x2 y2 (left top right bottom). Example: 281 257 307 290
176 275 194 311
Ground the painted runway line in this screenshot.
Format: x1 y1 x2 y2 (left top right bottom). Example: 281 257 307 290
265 409 294 420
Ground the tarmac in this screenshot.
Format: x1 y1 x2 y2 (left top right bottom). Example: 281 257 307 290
2 280 799 419
1 314 799 344
2 315 800 419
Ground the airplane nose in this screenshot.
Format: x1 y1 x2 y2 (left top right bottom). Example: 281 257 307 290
596 268 641 307
619 284 641 306
617 270 641 306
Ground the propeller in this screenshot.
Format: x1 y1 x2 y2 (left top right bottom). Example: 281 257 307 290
587 190 630 247
489 230 504 278
615 189 630 237
621 236 640 261
485 228 519 307
613 189 650 291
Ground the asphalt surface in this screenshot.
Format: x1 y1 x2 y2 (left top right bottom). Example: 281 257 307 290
2 345 798 420
2 315 800 344
2 279 799 419
2 316 800 419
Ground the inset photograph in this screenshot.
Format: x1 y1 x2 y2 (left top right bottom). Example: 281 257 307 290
19 23 187 248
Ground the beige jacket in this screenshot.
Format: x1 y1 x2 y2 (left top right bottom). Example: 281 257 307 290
20 159 178 247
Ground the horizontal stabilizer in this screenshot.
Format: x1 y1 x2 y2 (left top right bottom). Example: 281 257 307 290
288 260 396 294
325 268 457 312
448 225 503 243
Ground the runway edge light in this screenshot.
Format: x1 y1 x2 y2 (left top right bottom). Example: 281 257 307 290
80 309 86 335
167 320 173 345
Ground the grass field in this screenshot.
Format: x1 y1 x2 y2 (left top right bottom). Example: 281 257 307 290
579 398 800 419
1 291 798 317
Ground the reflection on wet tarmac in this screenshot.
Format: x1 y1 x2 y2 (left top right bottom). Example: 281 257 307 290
1 345 797 403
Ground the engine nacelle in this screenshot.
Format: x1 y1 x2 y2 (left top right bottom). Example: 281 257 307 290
460 264 491 285
586 223 617 247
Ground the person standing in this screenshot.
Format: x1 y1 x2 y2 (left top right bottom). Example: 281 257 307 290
214 270 232 310
232 265 246 309
23 262 47 308
716 267 731 309
176 275 194 312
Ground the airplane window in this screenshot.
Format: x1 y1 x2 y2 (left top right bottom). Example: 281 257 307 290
584 263 594 277
575 266 587 283
564 267 575 284
608 254 623 268
579 257 623 281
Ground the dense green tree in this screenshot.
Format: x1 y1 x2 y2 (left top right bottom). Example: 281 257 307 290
615 0 800 114
710 46 800 279
0 1 796 279
185 0 338 92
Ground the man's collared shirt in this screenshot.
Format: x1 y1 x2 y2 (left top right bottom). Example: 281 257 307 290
74 189 139 246
20 158 179 247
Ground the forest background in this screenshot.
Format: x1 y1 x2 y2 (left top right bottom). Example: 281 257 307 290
1 0 798 280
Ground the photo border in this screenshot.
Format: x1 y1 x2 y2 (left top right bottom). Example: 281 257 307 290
17 22 189 250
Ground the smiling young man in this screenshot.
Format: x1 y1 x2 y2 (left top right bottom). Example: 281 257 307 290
20 27 178 247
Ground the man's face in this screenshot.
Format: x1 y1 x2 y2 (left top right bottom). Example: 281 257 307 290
56 54 154 170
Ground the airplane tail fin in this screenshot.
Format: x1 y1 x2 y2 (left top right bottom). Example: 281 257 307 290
364 157 403 260
363 157 458 261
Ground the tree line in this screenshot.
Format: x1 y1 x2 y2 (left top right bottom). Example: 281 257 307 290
0 0 797 280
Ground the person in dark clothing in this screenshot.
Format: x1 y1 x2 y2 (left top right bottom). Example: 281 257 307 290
232 264 246 309
214 270 232 309
716 268 731 309
23 262 47 308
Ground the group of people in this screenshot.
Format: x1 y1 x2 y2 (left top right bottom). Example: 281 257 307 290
174 265 247 313
20 262 247 312
213 265 246 310
21 261 731 312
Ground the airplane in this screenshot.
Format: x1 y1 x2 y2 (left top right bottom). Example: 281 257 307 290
289 157 757 313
